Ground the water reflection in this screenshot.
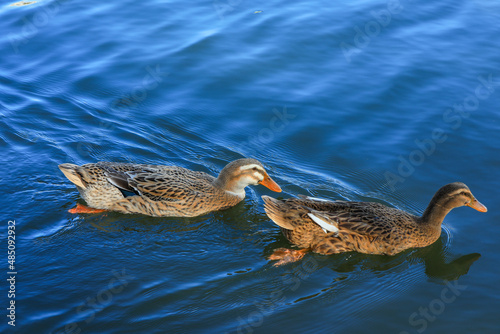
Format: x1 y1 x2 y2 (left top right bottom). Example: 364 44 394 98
264 234 480 282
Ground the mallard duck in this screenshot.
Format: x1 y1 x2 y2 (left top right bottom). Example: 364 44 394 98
59 158 281 217
262 182 486 265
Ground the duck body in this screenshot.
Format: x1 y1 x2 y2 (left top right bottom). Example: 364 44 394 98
263 197 437 256
60 158 281 217
263 183 486 264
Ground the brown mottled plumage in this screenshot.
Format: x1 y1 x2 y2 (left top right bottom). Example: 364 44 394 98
59 158 281 217
262 182 487 265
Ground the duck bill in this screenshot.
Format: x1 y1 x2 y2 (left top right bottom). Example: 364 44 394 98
468 198 487 212
259 175 282 192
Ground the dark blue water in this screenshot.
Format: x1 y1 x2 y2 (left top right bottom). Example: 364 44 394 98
1 0 499 333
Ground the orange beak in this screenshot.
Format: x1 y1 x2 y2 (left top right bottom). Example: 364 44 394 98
467 198 487 212
259 174 282 192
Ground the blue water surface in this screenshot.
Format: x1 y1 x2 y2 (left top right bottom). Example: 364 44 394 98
1 0 499 333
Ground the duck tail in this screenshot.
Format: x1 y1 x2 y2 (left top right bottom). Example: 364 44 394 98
262 196 296 230
58 163 88 189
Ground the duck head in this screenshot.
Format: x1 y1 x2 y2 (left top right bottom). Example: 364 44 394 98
431 182 487 212
422 182 487 225
214 158 282 197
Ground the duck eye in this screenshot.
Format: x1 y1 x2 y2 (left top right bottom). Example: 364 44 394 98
252 167 257 171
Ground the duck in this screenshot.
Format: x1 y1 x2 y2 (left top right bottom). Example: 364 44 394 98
59 158 281 217
262 182 486 265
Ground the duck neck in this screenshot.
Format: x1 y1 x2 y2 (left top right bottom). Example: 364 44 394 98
213 174 246 198
420 198 453 228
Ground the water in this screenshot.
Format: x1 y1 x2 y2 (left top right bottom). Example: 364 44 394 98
1 0 499 333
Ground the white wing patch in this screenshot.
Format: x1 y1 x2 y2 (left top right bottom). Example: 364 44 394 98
305 196 333 203
307 213 339 234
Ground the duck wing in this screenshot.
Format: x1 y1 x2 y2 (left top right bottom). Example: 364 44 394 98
304 200 417 240
97 162 213 202
265 195 415 238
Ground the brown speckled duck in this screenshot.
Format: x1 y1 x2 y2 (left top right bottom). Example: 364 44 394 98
262 182 486 265
59 158 281 217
